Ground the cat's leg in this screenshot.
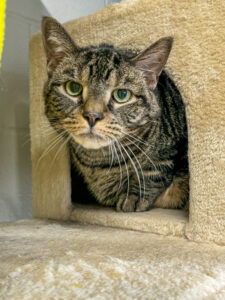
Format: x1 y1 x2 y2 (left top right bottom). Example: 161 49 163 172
117 174 189 212
116 194 146 212
116 176 167 212
154 174 189 209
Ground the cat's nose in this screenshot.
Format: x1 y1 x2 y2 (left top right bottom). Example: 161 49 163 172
83 112 104 127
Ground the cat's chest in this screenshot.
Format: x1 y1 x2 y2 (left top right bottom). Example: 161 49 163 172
72 151 112 181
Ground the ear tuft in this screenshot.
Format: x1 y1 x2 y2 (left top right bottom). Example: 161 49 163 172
42 17 78 75
131 37 173 90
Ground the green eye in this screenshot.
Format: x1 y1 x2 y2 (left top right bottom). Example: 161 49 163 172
113 89 131 103
65 81 83 96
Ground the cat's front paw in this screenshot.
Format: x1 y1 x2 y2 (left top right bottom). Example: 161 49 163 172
116 194 151 212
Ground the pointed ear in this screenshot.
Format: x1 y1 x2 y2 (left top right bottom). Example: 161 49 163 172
42 17 78 75
131 37 173 90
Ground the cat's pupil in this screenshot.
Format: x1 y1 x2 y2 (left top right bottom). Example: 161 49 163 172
117 89 127 99
70 82 80 93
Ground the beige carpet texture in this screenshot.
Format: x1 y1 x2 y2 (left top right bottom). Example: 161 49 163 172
29 0 225 245
1 219 225 300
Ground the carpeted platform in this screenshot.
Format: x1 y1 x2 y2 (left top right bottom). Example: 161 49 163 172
71 205 188 238
0 219 225 299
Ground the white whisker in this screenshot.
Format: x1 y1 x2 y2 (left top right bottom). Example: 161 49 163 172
120 142 142 201
51 134 71 168
35 132 66 170
124 136 157 172
119 129 149 146
107 140 114 174
124 136 165 187
125 143 146 201
114 138 129 204
112 142 123 190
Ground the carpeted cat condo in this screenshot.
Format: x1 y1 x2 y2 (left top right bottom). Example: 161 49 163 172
30 0 225 245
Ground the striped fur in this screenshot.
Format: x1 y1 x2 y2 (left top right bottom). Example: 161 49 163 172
42 17 189 212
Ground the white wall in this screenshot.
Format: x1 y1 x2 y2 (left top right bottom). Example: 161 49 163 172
40 0 121 23
0 0 120 222
41 0 104 23
0 0 49 221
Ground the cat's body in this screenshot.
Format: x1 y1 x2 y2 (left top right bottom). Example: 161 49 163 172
42 17 189 212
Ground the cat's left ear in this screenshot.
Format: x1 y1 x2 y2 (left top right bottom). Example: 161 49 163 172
42 17 78 75
131 37 173 90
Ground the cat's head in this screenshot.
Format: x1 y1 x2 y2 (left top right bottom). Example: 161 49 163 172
42 17 173 150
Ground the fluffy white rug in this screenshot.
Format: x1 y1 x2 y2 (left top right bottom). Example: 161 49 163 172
0 219 225 299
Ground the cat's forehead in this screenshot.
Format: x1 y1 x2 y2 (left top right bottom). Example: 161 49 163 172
54 45 141 91
79 45 124 67
68 46 130 86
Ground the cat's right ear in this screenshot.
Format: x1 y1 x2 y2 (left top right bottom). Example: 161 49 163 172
130 37 173 90
42 17 78 75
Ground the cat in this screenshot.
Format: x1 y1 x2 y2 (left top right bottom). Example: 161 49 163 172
42 17 189 212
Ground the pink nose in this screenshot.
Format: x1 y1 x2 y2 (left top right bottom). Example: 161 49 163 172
83 112 104 127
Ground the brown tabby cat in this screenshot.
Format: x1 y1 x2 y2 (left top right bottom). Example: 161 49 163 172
42 17 189 212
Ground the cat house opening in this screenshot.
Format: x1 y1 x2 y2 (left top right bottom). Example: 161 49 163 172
70 149 189 213
69 150 189 237
70 158 99 206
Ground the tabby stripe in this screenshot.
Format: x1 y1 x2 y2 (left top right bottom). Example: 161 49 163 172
89 64 93 77
159 86 177 138
104 68 113 81
113 54 120 66
103 192 118 203
74 153 113 168
62 69 74 77
142 125 155 142
162 101 177 137
101 180 121 193
166 75 180 111
51 82 61 87
136 95 150 109
53 103 64 108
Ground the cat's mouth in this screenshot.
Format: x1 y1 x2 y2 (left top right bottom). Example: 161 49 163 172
79 132 104 140
79 131 103 139
73 131 110 149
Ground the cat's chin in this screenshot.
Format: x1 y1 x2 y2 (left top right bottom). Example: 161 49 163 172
73 133 110 150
